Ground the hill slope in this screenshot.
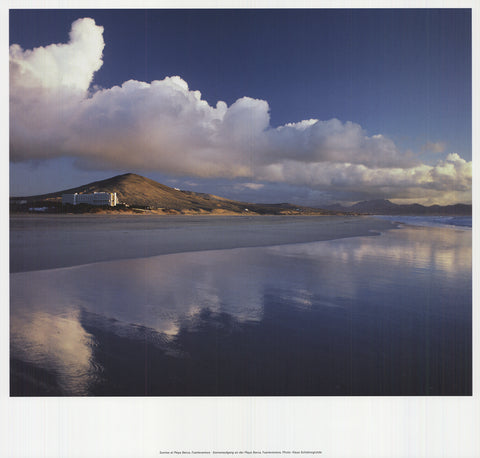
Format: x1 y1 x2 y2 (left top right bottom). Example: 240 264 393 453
12 176 471 216
11 173 332 215
14 173 245 211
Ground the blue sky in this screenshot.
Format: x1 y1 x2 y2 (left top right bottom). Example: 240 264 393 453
9 9 472 205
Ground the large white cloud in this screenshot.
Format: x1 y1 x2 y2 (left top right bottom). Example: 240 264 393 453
10 18 471 204
10 18 104 92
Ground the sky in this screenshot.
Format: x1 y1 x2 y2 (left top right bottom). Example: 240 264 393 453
9 8 472 205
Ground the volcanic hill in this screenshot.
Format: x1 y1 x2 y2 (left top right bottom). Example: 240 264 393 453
11 173 335 215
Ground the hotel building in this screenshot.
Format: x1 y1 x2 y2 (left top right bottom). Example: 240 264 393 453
62 192 118 206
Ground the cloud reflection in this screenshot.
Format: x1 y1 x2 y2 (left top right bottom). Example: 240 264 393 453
270 225 471 276
10 225 471 395
10 308 96 395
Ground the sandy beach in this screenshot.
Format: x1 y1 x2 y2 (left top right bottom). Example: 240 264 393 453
10 219 471 396
10 214 396 273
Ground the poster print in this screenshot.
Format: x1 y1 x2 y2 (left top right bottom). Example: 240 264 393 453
6 6 477 458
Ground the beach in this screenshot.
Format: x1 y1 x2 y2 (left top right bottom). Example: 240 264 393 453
10 214 395 273
10 215 471 396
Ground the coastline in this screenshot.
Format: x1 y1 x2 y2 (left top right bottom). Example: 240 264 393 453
10 214 397 273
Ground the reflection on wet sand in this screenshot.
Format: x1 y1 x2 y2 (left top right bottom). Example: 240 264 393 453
10 309 96 395
10 225 471 396
272 225 471 274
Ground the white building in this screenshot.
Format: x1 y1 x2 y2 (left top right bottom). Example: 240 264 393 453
62 192 118 206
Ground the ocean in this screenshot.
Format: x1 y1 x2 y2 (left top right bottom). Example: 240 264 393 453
10 216 472 396
373 214 472 228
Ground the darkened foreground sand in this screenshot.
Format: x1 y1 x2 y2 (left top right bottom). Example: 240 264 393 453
10 215 396 273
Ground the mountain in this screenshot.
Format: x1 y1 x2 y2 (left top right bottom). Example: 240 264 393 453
324 199 471 215
10 173 335 215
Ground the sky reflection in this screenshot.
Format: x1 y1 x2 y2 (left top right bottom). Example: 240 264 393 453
10 225 471 395
10 308 96 395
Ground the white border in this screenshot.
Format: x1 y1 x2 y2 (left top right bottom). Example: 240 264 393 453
2 2 479 457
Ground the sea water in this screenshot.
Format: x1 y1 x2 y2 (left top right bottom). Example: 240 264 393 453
374 214 472 228
10 219 471 396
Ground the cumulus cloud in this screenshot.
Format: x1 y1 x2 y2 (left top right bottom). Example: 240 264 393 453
10 18 104 92
10 18 471 204
264 120 416 168
258 153 471 192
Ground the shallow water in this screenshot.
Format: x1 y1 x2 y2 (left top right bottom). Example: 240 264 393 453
10 223 471 396
374 214 472 228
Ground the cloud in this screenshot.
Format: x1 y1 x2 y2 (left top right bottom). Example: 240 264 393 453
258 153 471 191
10 18 471 204
10 18 104 92
422 141 447 153
10 18 105 162
235 183 265 191
264 121 416 168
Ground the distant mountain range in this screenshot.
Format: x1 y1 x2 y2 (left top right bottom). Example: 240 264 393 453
324 199 471 215
11 174 471 216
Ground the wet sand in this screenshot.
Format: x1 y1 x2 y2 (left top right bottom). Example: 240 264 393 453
10 224 471 396
10 215 395 273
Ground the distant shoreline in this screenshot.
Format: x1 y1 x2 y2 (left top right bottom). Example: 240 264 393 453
10 210 352 217
10 206 347 217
